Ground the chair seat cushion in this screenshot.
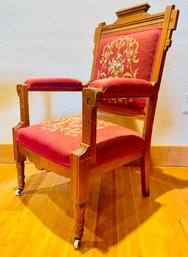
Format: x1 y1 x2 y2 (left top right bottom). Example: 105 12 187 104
24 78 83 91
16 117 145 167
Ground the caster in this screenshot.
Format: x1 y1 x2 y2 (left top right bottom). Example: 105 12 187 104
73 238 81 250
15 188 23 196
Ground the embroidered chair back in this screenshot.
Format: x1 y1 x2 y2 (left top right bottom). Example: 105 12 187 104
90 3 178 115
93 27 161 81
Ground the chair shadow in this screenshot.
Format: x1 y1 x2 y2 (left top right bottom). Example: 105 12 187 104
17 166 188 252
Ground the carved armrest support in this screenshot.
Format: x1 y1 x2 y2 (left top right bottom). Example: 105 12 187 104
17 84 30 127
82 88 101 163
71 88 100 166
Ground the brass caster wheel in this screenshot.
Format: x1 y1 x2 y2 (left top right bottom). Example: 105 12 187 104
15 188 23 196
73 238 81 250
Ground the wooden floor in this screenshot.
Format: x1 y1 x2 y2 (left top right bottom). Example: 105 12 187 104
0 164 188 257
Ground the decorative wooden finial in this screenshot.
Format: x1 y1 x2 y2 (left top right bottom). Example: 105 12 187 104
116 2 150 19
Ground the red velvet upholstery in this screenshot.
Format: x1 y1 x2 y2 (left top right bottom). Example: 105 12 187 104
89 78 153 113
93 27 161 81
16 117 144 167
89 78 153 96
24 78 83 91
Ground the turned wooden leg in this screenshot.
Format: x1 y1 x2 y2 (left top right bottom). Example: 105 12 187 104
73 202 86 249
71 152 90 249
15 161 25 196
140 153 150 197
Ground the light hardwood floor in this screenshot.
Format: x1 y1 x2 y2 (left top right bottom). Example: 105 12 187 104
0 164 188 257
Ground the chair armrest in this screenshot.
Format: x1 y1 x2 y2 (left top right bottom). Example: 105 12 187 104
16 78 83 127
24 78 83 91
88 78 155 98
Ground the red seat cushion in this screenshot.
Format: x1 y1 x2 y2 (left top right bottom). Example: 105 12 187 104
24 78 83 91
16 117 145 167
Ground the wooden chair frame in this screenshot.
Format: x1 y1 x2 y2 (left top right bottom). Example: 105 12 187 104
12 3 179 249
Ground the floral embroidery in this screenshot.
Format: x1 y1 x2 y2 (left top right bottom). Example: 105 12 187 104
102 97 134 105
97 36 139 79
41 117 117 137
41 117 82 137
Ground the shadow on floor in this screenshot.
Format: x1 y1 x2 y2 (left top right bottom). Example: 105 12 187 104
14 165 188 252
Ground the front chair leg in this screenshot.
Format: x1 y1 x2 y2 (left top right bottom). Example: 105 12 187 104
73 202 86 249
15 161 25 196
140 153 150 197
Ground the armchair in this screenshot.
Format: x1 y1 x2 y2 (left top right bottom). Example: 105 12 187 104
12 3 179 249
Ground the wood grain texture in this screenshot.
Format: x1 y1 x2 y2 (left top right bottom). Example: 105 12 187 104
0 164 187 257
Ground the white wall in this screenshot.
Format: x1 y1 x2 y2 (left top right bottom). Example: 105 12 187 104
0 0 188 144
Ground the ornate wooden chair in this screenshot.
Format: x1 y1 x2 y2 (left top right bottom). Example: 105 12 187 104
12 3 179 249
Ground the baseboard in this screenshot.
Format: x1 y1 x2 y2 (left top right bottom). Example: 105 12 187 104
0 144 188 166
0 144 14 164
150 145 188 166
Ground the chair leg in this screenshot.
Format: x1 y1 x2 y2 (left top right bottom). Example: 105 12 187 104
71 153 90 249
73 202 86 249
140 151 150 197
15 161 25 196
72 178 88 249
